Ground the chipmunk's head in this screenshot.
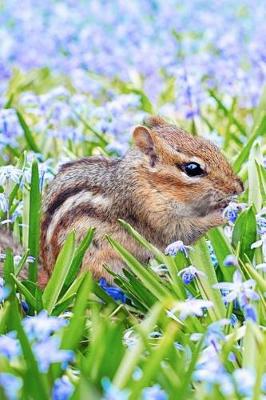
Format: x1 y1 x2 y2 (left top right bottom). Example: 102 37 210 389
132 116 243 218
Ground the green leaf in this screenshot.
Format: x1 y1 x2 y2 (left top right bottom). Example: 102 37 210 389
58 271 87 305
42 232 75 314
233 115 266 173
189 238 226 320
63 227 95 288
28 160 41 282
107 236 172 301
248 141 262 211
209 89 246 136
11 273 37 310
242 262 266 293
16 110 41 153
61 273 91 351
232 206 257 261
207 227 235 281
118 219 186 299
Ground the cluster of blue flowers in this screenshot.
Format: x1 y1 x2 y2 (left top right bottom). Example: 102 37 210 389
1 0 265 115
0 311 74 399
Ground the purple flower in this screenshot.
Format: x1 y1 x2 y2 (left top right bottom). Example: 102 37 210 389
99 278 127 303
52 376 74 400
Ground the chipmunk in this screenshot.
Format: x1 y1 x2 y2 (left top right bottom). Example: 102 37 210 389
39 116 243 287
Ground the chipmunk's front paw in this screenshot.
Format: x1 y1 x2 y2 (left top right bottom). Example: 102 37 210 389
208 211 227 227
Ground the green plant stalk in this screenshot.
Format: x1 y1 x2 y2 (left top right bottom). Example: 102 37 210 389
28 160 41 282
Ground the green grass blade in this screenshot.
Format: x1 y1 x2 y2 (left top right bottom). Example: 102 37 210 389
16 110 41 153
11 273 37 309
189 238 226 320
63 227 95 288
107 236 172 301
28 160 41 282
61 273 91 351
232 206 257 261
233 115 266 173
207 227 235 281
42 232 75 314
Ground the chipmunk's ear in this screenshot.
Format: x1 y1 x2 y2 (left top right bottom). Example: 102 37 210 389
132 126 157 167
143 115 167 129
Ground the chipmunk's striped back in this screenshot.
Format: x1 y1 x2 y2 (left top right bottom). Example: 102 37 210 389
40 157 149 284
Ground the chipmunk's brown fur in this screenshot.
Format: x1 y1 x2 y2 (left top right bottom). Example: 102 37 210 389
39 116 243 286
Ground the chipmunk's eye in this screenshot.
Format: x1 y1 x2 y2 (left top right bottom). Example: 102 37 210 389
182 162 205 177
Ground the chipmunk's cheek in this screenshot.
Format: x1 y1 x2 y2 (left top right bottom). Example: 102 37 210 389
188 193 214 217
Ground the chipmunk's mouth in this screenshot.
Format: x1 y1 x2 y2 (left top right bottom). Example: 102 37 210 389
192 195 235 217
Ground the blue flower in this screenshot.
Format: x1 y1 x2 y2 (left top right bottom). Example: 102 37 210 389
0 277 10 302
52 376 74 400
224 255 238 267
167 299 213 321
207 241 218 267
233 368 255 397
33 336 74 373
223 202 245 224
0 193 8 213
0 332 20 360
0 373 22 400
243 304 257 322
193 352 233 395
213 270 259 307
101 377 130 400
142 385 168 400
230 313 238 327
23 310 68 341
99 278 127 303
178 265 205 284
165 241 192 257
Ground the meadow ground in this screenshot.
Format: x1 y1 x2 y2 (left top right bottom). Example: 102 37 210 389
0 1 266 399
